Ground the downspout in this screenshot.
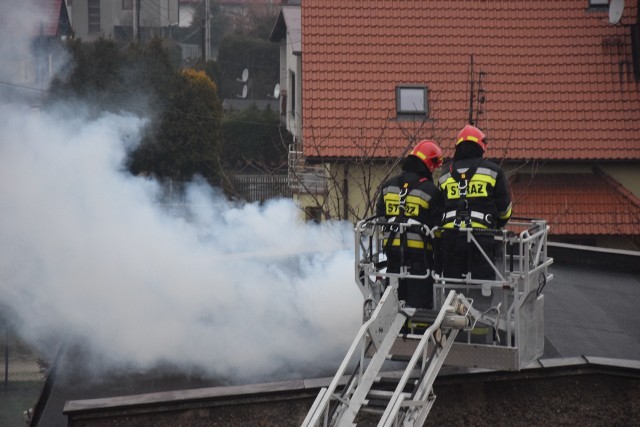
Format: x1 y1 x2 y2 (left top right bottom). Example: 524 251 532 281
343 163 349 220
632 1 640 81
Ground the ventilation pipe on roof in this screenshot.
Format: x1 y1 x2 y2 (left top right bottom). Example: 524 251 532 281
467 55 487 126
342 163 349 219
609 0 639 81
632 4 640 81
467 55 474 125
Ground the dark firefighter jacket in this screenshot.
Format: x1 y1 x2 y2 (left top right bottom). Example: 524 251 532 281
438 158 512 229
376 168 441 251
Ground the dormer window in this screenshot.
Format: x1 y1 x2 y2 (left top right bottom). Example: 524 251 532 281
588 0 608 8
396 85 428 118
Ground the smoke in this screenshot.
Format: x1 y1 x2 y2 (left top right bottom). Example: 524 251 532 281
0 2 363 384
0 101 362 383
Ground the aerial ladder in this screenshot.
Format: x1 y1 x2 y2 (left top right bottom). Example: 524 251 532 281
302 217 553 427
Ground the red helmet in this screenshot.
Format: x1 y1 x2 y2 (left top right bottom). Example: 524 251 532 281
409 140 443 173
456 124 487 151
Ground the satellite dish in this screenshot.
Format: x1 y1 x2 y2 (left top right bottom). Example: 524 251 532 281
273 83 280 98
609 0 624 25
241 84 248 98
241 68 249 82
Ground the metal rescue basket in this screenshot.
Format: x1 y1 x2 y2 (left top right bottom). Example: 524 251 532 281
303 217 553 427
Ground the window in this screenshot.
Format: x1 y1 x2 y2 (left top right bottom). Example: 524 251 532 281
280 90 287 117
396 85 428 117
122 0 133 10
290 71 296 117
588 0 608 7
88 0 101 34
305 206 322 223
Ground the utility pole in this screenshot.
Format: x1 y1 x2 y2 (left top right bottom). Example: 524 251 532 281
205 0 211 61
133 0 140 43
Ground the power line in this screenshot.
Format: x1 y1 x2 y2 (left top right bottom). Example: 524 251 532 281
0 81 48 92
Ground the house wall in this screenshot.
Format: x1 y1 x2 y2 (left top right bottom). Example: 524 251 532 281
295 162 394 223
600 164 640 198
71 0 178 42
278 40 301 142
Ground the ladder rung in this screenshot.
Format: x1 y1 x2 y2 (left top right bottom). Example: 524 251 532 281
387 354 413 362
375 377 419 389
397 332 424 339
410 308 439 324
367 389 398 399
363 398 390 409
358 405 386 414
366 390 412 401
364 391 412 408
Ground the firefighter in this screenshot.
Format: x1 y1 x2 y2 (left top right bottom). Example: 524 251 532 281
437 124 512 280
376 140 443 309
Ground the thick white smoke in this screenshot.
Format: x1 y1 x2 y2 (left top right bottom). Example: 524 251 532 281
0 101 362 383
0 2 362 384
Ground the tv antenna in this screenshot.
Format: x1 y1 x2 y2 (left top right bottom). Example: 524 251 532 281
238 85 248 99
609 0 624 25
268 83 280 99
236 68 249 98
237 68 249 83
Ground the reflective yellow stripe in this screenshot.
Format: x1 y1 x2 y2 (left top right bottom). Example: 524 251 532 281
440 176 457 190
382 239 432 250
405 195 428 209
442 222 488 229
441 173 495 187
412 150 427 160
457 135 479 144
406 240 425 249
469 173 496 187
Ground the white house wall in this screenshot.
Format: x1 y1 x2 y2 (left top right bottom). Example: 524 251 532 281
71 0 178 42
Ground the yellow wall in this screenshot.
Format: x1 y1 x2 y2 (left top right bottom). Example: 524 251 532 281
293 162 400 223
600 164 640 199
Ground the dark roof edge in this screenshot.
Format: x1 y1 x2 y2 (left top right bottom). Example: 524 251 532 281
548 241 640 257
548 241 640 272
63 356 640 415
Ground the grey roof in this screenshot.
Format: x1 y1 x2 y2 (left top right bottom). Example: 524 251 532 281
269 6 301 54
222 98 279 111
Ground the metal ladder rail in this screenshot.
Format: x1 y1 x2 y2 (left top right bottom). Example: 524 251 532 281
332 311 407 426
302 285 405 427
378 290 467 427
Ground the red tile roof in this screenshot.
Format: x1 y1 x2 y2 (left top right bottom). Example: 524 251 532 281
32 0 66 37
302 1 640 161
510 172 640 235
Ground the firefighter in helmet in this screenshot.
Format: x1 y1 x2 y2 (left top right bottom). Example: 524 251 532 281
437 124 512 280
376 140 443 309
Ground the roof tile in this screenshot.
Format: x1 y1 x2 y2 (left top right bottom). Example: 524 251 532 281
511 172 640 236
33 0 65 37
302 0 640 161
